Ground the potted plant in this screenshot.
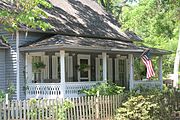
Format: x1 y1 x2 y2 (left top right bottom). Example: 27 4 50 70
32 61 46 72
77 64 90 71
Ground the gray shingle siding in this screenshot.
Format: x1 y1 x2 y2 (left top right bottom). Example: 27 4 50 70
0 50 6 91
19 32 45 99
0 28 46 100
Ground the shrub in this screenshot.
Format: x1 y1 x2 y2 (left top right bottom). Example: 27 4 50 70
28 99 73 120
0 90 5 103
115 86 175 120
115 95 159 120
56 100 73 120
80 82 125 96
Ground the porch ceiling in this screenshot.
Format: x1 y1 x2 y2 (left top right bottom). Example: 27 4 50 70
19 35 142 53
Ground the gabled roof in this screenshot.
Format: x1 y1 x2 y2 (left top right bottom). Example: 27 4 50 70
125 29 142 41
0 0 130 41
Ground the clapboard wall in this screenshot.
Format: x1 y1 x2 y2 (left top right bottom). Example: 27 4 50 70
0 49 6 91
0 27 48 99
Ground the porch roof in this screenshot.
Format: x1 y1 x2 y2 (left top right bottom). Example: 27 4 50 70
19 35 141 52
20 35 171 55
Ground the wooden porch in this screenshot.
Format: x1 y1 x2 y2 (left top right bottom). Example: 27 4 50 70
20 35 164 99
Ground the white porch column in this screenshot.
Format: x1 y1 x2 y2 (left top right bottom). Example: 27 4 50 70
16 31 20 100
129 54 134 90
60 50 65 97
102 52 107 82
158 56 163 89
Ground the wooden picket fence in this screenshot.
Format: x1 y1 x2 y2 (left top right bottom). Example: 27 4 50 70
0 94 123 120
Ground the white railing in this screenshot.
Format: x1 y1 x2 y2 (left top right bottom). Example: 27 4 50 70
26 83 62 99
133 80 162 89
26 81 104 99
65 81 104 98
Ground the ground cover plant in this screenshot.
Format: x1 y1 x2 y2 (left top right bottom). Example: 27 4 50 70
80 82 125 96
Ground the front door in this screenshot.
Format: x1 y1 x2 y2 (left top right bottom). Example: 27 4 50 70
77 54 91 82
115 57 128 89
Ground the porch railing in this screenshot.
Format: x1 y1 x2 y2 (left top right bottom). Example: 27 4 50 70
133 80 162 89
26 81 104 99
65 81 103 98
26 83 62 99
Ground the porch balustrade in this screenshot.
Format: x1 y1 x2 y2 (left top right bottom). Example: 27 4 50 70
26 83 62 99
133 80 162 88
26 81 103 99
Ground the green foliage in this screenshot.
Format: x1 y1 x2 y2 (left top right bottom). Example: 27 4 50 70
134 57 146 80
7 83 15 98
97 0 137 20
80 83 125 96
0 0 53 32
32 61 46 71
28 99 41 119
115 95 159 120
121 0 180 75
56 100 74 120
77 64 90 71
115 86 176 120
28 99 73 120
0 90 5 103
98 0 180 76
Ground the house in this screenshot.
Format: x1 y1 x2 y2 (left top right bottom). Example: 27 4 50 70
0 0 170 100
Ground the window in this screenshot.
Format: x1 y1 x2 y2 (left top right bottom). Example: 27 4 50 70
115 57 127 87
29 53 49 83
32 56 42 83
77 55 91 82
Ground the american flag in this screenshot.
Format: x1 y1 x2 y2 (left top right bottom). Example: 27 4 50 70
141 49 155 79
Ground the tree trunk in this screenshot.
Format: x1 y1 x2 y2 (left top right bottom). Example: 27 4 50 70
173 27 180 88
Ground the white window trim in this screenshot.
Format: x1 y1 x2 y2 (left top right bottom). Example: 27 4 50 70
26 52 46 83
77 54 91 82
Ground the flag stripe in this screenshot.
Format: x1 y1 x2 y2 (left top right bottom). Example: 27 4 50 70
141 52 155 79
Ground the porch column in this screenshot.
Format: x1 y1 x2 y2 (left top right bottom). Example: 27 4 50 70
102 52 107 82
158 56 163 89
129 54 134 90
60 50 65 97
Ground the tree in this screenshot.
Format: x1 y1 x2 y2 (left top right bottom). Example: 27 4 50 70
97 0 136 21
0 0 52 32
121 0 179 76
174 28 180 88
98 0 180 80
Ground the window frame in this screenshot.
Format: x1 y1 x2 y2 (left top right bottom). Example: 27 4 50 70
77 54 91 82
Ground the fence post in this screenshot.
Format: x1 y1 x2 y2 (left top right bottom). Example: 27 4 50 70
0 102 2 120
95 92 99 120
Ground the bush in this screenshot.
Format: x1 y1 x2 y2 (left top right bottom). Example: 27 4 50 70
115 86 175 120
0 90 5 103
115 95 159 120
80 82 125 96
28 99 73 120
